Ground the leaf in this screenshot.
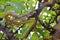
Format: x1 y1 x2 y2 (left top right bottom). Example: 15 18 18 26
0 12 5 17
0 33 3 38
30 33 39 40
14 33 22 38
37 28 43 35
43 30 50 38
10 2 25 10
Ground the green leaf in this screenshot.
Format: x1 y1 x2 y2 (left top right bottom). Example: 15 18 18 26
43 30 50 38
14 34 22 38
37 28 43 35
10 2 25 10
30 33 39 40
0 12 5 17
0 33 3 38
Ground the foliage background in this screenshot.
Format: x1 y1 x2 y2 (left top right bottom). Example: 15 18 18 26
0 0 60 40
